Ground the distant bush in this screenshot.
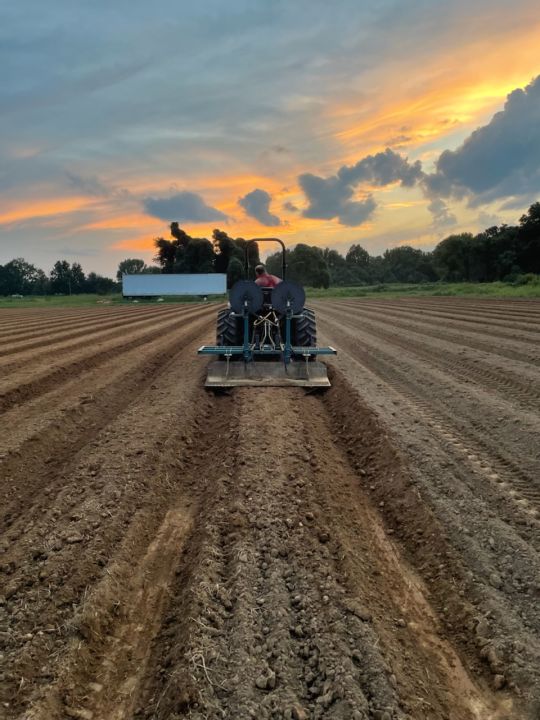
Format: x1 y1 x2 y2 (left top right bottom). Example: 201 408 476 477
511 273 540 286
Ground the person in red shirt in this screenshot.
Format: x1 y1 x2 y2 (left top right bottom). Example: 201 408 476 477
254 264 282 288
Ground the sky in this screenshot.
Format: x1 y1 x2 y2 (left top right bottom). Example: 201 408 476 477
1 0 539 276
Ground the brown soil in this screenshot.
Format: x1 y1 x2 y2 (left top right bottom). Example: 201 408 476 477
0 299 538 719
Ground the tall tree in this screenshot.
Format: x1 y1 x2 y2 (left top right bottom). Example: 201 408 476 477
116 258 147 280
212 229 242 274
85 272 117 294
50 260 73 294
382 246 436 283
70 263 86 293
233 236 260 277
432 233 474 281
346 244 370 269
0 258 46 295
271 244 330 288
154 226 215 274
178 237 215 273
212 229 259 286
154 237 177 272
169 222 191 248
227 257 245 287
517 202 540 274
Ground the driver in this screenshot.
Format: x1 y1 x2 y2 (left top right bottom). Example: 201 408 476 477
254 264 282 288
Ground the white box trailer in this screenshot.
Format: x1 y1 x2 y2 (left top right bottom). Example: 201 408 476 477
122 273 227 297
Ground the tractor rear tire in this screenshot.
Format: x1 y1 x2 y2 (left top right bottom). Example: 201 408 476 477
294 307 317 348
216 308 239 346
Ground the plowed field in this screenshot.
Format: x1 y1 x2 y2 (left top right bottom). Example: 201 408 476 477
1 298 539 720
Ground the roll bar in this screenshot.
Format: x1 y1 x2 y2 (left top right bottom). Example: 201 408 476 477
244 238 286 280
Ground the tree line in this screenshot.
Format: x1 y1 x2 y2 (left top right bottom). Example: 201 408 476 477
266 202 540 287
0 259 120 296
154 203 540 288
1 202 538 295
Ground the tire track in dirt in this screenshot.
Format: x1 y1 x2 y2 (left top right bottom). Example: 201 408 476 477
0 305 214 413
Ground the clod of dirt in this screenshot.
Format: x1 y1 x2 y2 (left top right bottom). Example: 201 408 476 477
66 534 83 544
255 667 276 690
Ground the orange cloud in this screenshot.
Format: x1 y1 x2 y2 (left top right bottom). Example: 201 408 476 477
80 212 161 232
329 21 540 156
123 172 283 198
109 235 158 251
0 196 93 226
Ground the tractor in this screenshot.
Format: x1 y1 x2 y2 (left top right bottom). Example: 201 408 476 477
198 238 336 388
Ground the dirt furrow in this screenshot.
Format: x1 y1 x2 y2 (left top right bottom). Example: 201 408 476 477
0 306 134 336
328 299 540 351
1 299 539 720
0 305 214 413
339 297 540 326
316 310 540 525
318 302 540 412
0 304 185 356
0 307 217 533
322 300 540 365
315 332 540 716
0 330 219 718
11 382 515 720
358 298 540 324
343 300 540 336
0 305 203 373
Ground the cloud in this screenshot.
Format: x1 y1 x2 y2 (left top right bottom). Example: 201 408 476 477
337 196 377 226
299 171 377 226
337 148 423 187
238 188 281 226
283 201 299 212
384 134 412 147
424 75 540 204
299 148 421 226
2 1 539 275
427 198 457 228
143 191 227 222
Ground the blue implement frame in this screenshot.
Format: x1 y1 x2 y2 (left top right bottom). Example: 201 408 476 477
198 304 336 363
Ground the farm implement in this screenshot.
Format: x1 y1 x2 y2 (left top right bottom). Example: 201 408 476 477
198 238 336 388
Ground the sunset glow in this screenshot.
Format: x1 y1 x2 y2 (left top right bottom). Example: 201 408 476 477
1 1 539 274
0 197 95 227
